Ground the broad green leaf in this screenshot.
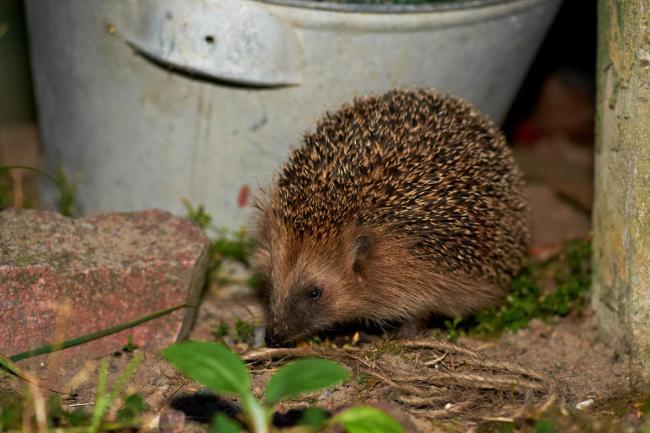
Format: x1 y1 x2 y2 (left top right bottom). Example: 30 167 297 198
299 407 329 427
264 358 349 405
331 406 405 433
162 341 249 396
534 419 555 433
211 413 241 433
117 394 145 421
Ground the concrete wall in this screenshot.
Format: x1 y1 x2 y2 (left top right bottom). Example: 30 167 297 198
593 0 650 385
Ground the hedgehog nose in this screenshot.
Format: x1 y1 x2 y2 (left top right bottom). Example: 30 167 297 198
264 329 284 348
265 328 296 348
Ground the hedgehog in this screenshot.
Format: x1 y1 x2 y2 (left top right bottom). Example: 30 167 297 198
252 88 529 347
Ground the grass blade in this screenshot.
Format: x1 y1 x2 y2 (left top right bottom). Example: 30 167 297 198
88 354 143 433
0 352 32 382
9 303 186 362
89 358 110 433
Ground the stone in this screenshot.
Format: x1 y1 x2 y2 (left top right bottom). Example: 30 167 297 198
593 0 650 385
0 209 209 362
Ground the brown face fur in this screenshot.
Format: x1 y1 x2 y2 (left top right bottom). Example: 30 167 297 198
253 204 373 344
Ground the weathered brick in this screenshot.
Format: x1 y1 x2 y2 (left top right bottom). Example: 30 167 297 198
0 209 209 362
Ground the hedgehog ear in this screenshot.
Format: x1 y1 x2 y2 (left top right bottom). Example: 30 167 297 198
352 233 373 273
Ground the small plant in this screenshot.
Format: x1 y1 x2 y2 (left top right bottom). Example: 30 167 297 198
235 317 256 345
162 340 405 433
356 373 367 385
182 200 257 285
444 317 463 342
0 181 8 209
53 167 77 217
210 229 257 267
0 305 182 432
0 165 78 216
182 199 255 266
182 199 213 231
0 353 145 432
88 354 144 433
122 336 139 353
213 321 230 341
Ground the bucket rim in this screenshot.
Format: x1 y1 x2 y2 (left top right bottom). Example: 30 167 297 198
256 0 520 13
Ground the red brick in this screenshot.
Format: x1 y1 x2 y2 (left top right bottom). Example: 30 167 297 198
0 209 209 362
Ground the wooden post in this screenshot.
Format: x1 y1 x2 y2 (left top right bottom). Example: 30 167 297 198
593 0 650 385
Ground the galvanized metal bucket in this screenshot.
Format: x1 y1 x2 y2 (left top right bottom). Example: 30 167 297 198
25 0 561 228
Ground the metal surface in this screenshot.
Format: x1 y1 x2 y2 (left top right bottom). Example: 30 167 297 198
25 0 562 229
122 0 303 85
260 0 513 13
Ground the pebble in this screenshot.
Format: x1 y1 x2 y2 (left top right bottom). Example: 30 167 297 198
575 399 594 410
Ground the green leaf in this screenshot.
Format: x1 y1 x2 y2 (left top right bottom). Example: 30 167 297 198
534 419 555 433
299 407 329 427
211 413 241 433
117 394 145 421
264 358 349 405
162 341 250 396
240 393 269 433
331 406 405 433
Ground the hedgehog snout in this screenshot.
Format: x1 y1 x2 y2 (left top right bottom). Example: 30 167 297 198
264 328 292 348
264 321 295 348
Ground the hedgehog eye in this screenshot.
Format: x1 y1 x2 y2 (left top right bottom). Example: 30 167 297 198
307 286 322 301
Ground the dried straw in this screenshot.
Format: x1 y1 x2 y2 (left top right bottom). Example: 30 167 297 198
242 338 555 421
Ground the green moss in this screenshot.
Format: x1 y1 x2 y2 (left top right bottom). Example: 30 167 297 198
469 239 592 338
